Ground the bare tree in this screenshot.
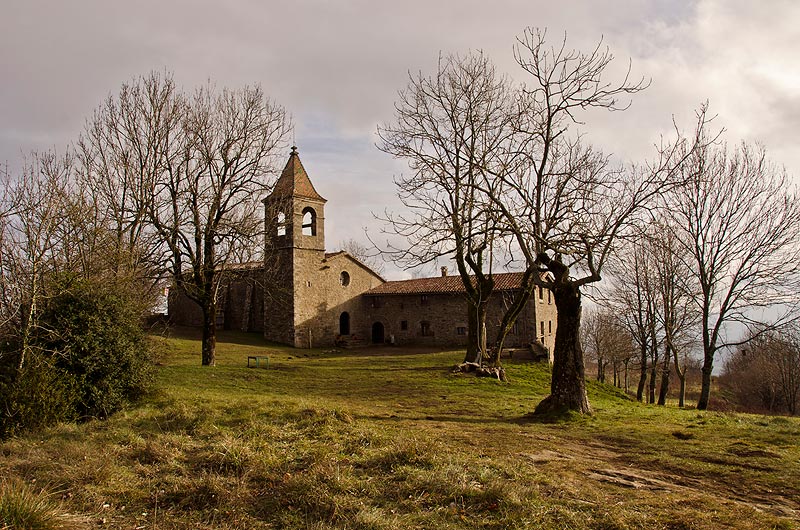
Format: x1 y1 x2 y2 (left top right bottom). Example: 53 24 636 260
377 52 523 364
608 240 659 402
77 71 180 290
480 29 706 414
650 222 700 407
1 152 75 370
82 73 290 365
150 83 289 365
582 307 631 384
668 138 800 410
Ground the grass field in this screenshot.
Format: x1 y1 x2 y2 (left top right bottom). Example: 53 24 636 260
1 328 798 529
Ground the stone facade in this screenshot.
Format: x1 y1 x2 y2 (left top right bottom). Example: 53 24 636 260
168 147 558 359
359 274 557 358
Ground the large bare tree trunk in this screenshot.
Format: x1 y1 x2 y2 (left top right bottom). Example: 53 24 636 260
534 279 591 415
657 345 672 405
697 354 714 410
636 344 648 402
201 299 217 366
464 301 487 364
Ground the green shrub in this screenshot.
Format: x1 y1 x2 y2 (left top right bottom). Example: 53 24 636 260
0 355 79 439
40 275 154 419
0 275 153 437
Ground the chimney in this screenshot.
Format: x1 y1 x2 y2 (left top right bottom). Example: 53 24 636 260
441 266 448 277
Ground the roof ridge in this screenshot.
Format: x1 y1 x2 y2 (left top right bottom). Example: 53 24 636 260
367 271 525 295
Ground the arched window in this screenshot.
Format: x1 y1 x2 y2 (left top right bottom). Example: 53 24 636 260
276 212 286 236
302 207 316 236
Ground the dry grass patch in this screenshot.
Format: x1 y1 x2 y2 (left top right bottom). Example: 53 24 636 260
0 330 798 529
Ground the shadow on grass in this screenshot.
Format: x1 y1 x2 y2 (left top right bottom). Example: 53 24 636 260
163 326 283 348
515 409 589 425
358 413 526 426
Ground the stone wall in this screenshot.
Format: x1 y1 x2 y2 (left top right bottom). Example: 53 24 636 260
360 289 557 357
167 289 204 327
292 252 385 348
263 250 295 345
168 268 268 333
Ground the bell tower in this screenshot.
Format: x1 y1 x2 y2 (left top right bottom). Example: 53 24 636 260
265 146 326 252
262 146 327 345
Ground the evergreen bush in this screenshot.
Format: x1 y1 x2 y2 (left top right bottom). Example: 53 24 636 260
0 275 153 437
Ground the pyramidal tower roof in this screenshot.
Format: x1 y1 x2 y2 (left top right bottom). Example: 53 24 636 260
270 146 326 202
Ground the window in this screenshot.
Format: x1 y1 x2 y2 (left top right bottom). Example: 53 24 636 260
421 321 432 336
302 207 316 236
277 212 287 236
339 271 350 286
538 286 544 300
371 296 383 308
547 289 551 304
456 326 466 336
400 320 408 331
540 321 545 337
548 320 552 334
421 294 429 306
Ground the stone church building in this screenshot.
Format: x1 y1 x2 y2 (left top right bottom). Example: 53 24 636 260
169 147 557 357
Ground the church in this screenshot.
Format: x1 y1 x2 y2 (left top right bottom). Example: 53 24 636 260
168 147 557 358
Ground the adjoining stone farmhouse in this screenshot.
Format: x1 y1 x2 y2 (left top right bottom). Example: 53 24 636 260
169 147 557 358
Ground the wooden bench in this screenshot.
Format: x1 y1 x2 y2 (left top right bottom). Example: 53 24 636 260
247 355 270 368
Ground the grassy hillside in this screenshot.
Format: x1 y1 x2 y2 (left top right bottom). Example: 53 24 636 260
1 329 798 529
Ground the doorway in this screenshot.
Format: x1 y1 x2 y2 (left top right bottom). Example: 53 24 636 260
339 312 350 335
371 322 385 344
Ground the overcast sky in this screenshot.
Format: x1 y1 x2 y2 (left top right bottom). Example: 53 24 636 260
3 1 799 279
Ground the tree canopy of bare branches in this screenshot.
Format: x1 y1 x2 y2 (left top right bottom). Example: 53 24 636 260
667 138 800 409
486 29 695 415
377 51 521 363
80 72 290 365
379 29 701 415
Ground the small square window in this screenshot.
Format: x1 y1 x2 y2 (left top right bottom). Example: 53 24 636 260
371 296 383 308
421 294 429 306
456 326 466 336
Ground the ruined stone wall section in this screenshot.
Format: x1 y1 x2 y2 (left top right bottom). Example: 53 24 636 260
167 289 204 327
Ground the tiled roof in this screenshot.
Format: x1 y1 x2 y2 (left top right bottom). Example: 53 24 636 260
365 272 526 295
270 146 326 202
